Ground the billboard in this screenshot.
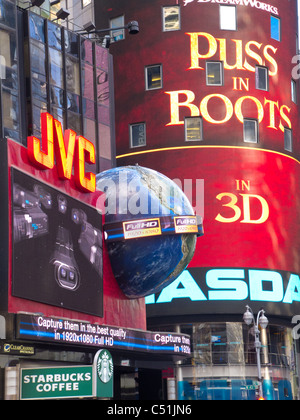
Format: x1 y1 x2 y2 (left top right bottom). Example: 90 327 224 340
11 168 103 316
16 313 191 357
122 145 300 320
98 0 300 159
101 0 300 321
146 267 300 319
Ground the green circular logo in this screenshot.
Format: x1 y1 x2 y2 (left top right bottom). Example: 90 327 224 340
97 350 113 384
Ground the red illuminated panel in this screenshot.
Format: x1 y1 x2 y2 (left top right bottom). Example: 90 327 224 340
117 145 300 274
7 138 147 329
74 136 96 193
27 113 96 193
53 118 76 180
27 113 54 170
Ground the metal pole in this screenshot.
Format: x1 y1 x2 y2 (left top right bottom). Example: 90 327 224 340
255 309 266 399
254 329 263 399
244 306 268 400
175 325 184 400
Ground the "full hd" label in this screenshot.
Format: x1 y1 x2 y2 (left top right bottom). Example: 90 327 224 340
123 218 162 239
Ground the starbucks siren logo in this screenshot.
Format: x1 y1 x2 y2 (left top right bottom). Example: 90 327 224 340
97 350 113 383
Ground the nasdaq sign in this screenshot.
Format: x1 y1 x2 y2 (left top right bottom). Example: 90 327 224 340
146 268 300 318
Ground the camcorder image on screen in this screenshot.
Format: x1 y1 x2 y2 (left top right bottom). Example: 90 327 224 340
11 168 103 316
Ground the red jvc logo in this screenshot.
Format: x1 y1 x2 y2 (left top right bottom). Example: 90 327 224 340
27 113 96 193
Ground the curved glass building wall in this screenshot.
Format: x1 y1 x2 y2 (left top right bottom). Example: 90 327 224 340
175 322 298 400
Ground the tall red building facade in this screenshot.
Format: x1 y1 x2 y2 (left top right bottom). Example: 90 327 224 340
97 0 300 399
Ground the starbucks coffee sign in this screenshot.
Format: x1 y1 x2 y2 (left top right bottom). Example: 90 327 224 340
96 349 113 383
21 366 93 400
20 349 114 400
94 349 114 398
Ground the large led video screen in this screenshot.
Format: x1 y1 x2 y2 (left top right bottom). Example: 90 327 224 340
11 167 103 316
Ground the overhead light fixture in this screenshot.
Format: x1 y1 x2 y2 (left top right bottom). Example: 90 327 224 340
77 20 140 37
50 0 61 5
32 0 45 6
83 21 96 33
127 21 139 35
55 8 70 20
24 0 45 9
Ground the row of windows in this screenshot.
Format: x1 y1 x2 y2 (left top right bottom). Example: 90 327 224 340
26 11 110 146
110 6 281 41
0 2 113 172
129 119 293 152
164 5 281 41
204 62 271 90
145 63 297 103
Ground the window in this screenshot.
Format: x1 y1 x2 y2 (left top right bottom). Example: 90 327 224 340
82 0 92 7
20 9 114 172
130 123 146 148
291 79 297 103
0 0 16 28
27 13 47 137
82 39 96 146
47 20 65 132
162 6 180 31
255 66 269 91
110 16 125 42
206 61 223 86
145 65 162 90
65 30 81 133
49 48 63 88
284 128 293 152
271 15 281 41
185 117 203 141
243 119 258 143
220 5 237 31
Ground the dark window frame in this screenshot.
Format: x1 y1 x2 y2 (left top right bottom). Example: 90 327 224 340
184 116 203 142
206 61 224 86
162 5 181 32
270 15 281 42
145 64 163 91
255 65 269 91
243 118 259 144
129 122 146 148
219 5 237 31
284 127 293 152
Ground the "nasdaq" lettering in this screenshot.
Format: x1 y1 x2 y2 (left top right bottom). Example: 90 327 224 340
145 269 300 304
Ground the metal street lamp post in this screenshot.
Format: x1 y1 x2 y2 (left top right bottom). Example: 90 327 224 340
243 305 269 400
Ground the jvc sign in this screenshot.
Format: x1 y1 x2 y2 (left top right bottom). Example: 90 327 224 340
27 113 96 193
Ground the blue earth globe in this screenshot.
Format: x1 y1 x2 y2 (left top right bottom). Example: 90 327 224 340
96 165 201 299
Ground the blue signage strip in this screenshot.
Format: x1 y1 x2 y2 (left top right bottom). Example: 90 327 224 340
16 314 191 358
